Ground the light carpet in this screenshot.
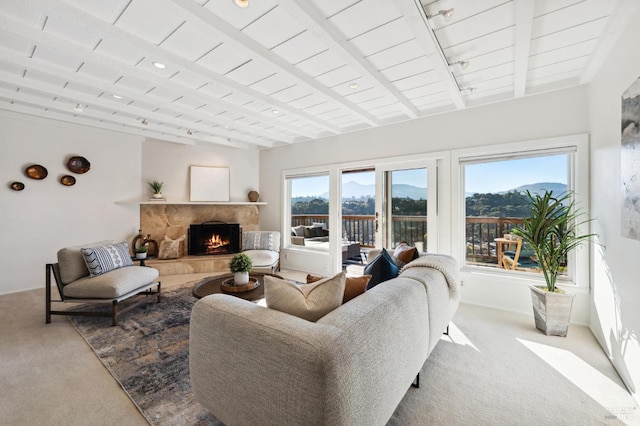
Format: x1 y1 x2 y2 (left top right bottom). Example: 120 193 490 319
69 284 637 426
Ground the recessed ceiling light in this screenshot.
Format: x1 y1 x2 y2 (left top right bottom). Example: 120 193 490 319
349 83 359 89
427 8 454 21
152 62 166 69
111 94 123 99
73 104 83 112
272 109 279 114
234 0 249 8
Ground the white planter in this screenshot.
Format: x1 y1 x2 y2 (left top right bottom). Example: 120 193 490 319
530 285 575 337
136 252 147 259
152 193 163 199
234 272 249 285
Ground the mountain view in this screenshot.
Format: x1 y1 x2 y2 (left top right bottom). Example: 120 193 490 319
292 181 568 217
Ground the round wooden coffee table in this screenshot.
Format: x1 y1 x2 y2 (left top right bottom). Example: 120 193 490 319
192 272 283 300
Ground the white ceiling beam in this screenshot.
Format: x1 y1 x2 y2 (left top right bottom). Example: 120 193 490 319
580 0 640 84
394 0 465 110
0 65 275 148
0 14 308 143
0 86 241 147
168 0 380 127
0 48 279 147
280 0 419 119
513 0 535 97
0 100 203 147
28 0 336 138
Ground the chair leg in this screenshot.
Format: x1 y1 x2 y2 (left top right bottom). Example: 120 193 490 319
46 264 51 324
112 300 118 326
443 324 450 335
157 282 162 303
411 373 420 388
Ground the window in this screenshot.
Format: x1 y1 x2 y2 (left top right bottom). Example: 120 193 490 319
384 168 428 251
463 152 571 276
286 174 330 251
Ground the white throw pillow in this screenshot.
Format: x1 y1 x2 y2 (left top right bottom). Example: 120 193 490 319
264 272 346 321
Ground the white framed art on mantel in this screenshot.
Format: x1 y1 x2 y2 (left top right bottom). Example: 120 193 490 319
189 166 230 202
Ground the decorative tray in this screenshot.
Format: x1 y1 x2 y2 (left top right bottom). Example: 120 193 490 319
221 277 260 293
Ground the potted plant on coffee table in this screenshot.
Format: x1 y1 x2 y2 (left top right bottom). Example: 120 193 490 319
511 190 595 337
229 253 253 285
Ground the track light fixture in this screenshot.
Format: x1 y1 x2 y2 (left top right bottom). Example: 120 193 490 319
141 119 149 125
427 8 454 21
457 61 469 70
73 104 84 112
462 87 477 94
187 129 193 135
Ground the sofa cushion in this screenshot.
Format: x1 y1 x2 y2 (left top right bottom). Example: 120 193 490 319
393 243 420 268
364 248 399 290
243 249 279 267
265 272 345 321
63 266 159 299
242 231 280 251
81 242 133 277
57 240 117 284
307 273 371 303
292 225 306 237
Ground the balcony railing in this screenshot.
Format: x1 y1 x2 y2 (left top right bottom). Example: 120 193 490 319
291 215 526 267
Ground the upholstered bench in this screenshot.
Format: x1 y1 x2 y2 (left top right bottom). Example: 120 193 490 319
46 240 161 326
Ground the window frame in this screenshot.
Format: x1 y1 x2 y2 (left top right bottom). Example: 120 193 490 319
451 134 590 289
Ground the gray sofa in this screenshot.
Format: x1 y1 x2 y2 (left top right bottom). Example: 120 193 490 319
190 254 460 425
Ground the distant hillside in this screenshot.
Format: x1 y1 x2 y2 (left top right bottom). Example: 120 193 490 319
509 182 567 196
320 181 427 200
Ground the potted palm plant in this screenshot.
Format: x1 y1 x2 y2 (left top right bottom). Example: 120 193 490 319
511 190 595 336
148 180 164 199
229 253 253 285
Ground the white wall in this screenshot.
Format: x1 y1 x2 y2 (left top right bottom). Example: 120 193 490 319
0 114 261 296
260 86 591 319
587 5 640 403
0 111 143 295
141 139 259 203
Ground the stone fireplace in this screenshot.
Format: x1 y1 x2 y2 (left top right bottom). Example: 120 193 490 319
139 203 260 261
188 223 241 256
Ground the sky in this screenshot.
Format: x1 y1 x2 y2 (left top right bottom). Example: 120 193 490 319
290 155 568 196
464 154 567 193
291 169 427 197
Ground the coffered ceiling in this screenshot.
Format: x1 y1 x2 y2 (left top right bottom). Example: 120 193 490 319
0 0 637 149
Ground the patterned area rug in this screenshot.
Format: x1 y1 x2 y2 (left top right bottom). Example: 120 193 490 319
69 285 222 426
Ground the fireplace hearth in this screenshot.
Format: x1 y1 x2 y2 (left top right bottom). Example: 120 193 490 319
189 222 241 256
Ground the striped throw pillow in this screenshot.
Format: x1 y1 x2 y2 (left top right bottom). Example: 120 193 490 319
81 242 133 277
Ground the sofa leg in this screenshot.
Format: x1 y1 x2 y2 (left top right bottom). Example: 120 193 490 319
443 324 449 335
411 373 420 388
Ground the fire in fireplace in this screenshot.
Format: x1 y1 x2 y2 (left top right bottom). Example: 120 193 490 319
188 222 241 256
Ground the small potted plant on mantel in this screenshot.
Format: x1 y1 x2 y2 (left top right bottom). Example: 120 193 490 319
511 190 595 337
135 245 148 260
229 253 253 285
148 180 164 199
